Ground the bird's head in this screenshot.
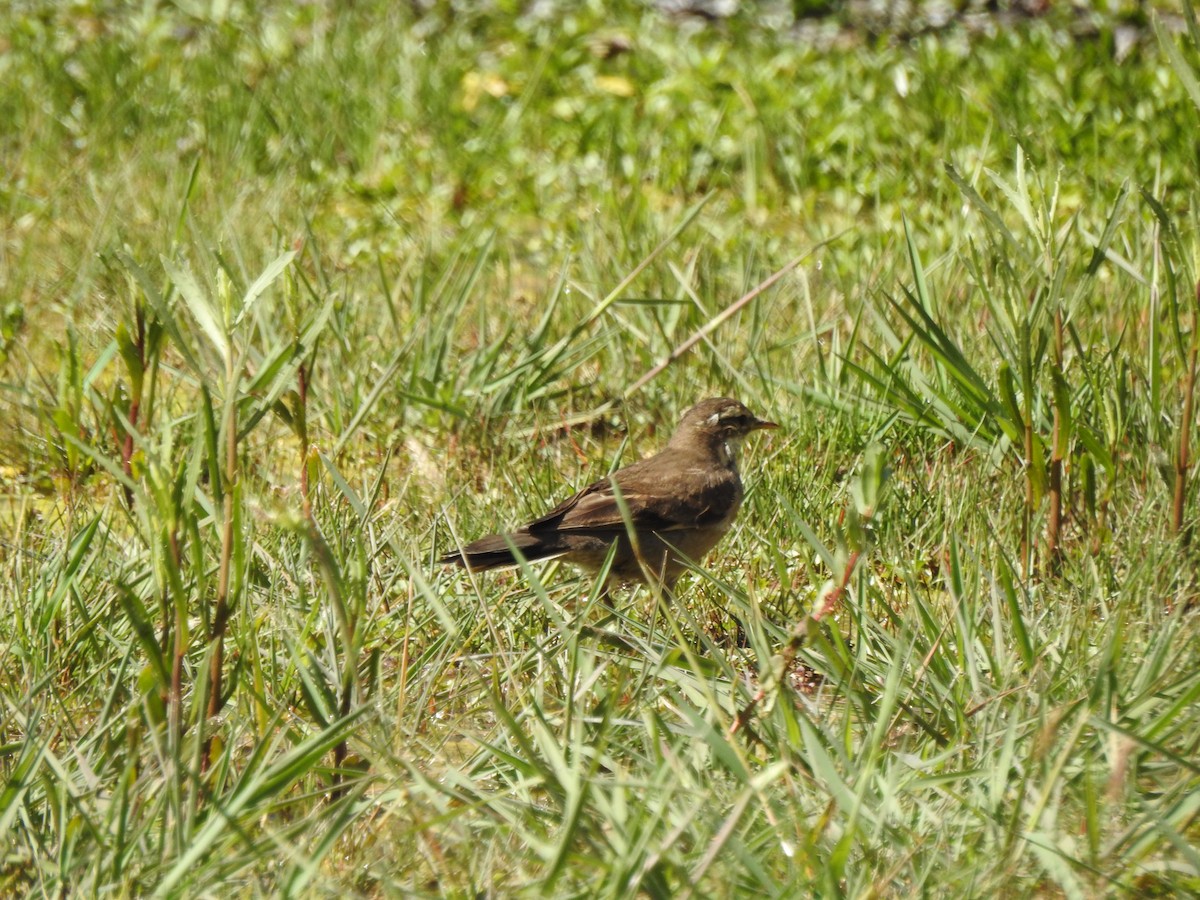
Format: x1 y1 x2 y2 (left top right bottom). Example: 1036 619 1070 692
670 397 778 464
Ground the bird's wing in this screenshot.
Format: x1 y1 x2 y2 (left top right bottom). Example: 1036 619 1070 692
526 466 737 535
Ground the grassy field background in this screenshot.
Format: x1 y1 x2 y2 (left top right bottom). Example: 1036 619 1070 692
3 0 1200 895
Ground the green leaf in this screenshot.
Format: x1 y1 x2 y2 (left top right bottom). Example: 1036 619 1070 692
162 256 229 361
1050 371 1072 459
944 162 1034 265
1086 180 1130 276
118 251 204 375
985 160 1038 239
234 250 297 327
1156 13 1200 115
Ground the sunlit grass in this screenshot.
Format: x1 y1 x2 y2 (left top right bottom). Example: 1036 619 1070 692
2 0 1199 895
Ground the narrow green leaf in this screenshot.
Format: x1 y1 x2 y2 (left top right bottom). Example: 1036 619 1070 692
678 702 750 783
997 554 1034 668
234 250 296 327
903 214 933 316
944 162 1034 264
1156 14 1200 114
985 164 1038 238
162 256 229 360
1051 371 1072 458
1086 181 1130 276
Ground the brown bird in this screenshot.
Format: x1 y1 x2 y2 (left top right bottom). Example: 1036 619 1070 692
440 398 777 591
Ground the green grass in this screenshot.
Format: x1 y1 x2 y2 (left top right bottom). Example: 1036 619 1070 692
2 0 1200 895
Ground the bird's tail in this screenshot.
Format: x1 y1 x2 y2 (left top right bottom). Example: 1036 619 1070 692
440 532 564 571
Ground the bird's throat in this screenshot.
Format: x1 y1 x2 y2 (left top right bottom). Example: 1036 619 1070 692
719 439 739 469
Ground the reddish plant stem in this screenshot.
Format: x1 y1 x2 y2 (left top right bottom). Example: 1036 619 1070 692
298 363 312 522
728 545 863 738
121 401 140 479
204 394 238 769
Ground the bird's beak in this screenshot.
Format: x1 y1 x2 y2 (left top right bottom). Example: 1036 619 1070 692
752 418 779 431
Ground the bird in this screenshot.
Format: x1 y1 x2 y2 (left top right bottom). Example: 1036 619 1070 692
440 398 777 591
